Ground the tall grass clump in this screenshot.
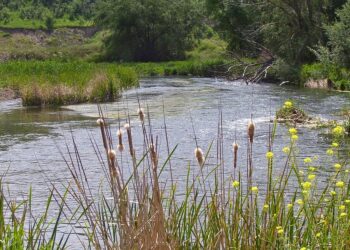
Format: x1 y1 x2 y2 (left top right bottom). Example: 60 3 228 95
126 59 229 77
0 179 69 249
0 61 138 106
63 101 349 249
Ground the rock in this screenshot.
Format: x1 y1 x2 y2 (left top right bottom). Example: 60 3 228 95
304 78 333 89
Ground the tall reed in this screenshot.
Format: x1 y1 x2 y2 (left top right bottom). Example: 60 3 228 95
62 102 349 249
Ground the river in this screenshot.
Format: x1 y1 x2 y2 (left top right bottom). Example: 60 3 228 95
0 77 349 246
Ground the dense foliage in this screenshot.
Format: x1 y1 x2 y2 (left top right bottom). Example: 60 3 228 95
206 0 350 86
1 0 350 86
0 0 96 28
95 0 203 61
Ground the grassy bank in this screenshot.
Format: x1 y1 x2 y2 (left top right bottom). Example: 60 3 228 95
126 59 229 77
0 11 92 29
0 28 102 61
0 59 230 106
0 61 138 106
300 63 350 90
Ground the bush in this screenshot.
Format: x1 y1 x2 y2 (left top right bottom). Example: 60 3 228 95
45 15 55 31
276 100 309 123
301 63 350 90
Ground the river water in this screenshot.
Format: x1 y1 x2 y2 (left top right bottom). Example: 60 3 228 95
0 77 349 246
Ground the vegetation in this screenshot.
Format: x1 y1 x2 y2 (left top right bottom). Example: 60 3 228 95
0 0 95 29
276 100 309 123
301 63 350 90
95 0 203 61
0 28 102 61
0 61 138 105
0 180 69 249
2 103 349 248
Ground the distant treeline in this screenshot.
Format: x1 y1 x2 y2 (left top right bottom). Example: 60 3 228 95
0 0 96 23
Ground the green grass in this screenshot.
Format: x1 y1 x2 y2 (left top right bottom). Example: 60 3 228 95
0 12 92 29
0 28 102 61
0 61 138 106
301 63 350 91
0 180 69 249
125 59 229 77
0 59 229 106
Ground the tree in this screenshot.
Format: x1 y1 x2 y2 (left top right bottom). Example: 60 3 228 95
95 0 203 62
0 7 11 24
324 0 350 67
45 14 55 31
206 0 258 54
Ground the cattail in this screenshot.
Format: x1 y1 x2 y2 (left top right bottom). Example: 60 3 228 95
97 118 108 150
149 143 158 170
117 129 124 152
248 121 255 143
124 123 134 157
96 118 104 126
233 142 239 169
194 147 204 167
137 108 145 122
108 149 116 161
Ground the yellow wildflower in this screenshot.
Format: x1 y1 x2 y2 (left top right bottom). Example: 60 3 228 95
330 191 337 196
304 157 312 164
332 142 339 148
308 166 316 171
345 200 350 204
263 204 269 210
266 151 274 159
289 128 298 135
232 181 240 188
340 212 347 218
282 146 290 154
339 205 346 211
308 174 316 181
287 203 293 209
332 126 345 137
296 199 304 205
284 101 293 108
251 186 259 193
334 163 342 170
316 232 321 237
326 149 334 156
302 182 312 190
336 181 344 188
291 134 298 141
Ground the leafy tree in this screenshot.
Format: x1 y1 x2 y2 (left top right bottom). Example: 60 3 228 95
324 0 350 67
0 7 11 24
206 0 258 54
45 14 55 31
95 0 203 61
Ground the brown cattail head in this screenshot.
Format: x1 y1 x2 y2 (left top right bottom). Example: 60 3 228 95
248 121 255 144
233 142 239 169
117 129 124 152
124 123 134 157
149 143 158 170
117 144 124 152
108 149 116 161
194 147 204 167
137 108 145 122
96 118 104 126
